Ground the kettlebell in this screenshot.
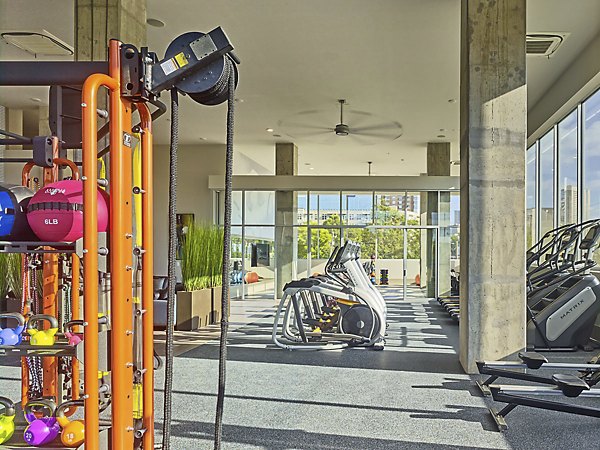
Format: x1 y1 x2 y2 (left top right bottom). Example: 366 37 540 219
56 400 84 447
23 398 60 446
0 396 16 444
27 314 59 346
0 312 25 345
63 320 83 346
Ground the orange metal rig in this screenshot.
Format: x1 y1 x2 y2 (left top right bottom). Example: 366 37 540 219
1 39 154 450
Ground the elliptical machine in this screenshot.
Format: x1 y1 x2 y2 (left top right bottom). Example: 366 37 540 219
272 241 386 350
527 220 600 350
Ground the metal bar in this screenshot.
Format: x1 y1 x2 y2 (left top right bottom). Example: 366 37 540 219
492 385 600 399
138 102 155 450
82 72 118 450
479 361 600 370
0 61 109 86
108 39 135 450
477 364 556 385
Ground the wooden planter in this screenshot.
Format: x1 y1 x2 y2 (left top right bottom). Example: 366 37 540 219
210 285 231 324
176 289 211 331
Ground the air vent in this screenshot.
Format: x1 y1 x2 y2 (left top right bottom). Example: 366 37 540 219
526 34 567 57
1 30 73 56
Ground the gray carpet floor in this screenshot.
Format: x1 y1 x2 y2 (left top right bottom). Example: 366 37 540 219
1 285 600 449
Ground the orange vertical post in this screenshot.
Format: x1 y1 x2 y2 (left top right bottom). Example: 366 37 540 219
41 136 60 399
71 253 80 402
82 72 118 450
108 39 135 449
138 103 154 449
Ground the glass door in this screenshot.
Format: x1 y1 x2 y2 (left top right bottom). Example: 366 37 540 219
369 226 438 299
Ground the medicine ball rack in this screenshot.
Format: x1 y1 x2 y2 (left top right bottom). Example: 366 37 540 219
0 27 239 450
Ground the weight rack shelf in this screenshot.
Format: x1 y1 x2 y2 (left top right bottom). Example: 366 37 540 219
0 343 77 358
0 425 110 449
0 241 75 254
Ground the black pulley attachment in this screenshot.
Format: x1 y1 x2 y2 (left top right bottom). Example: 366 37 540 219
163 31 238 106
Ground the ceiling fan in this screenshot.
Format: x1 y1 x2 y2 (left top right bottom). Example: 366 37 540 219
278 99 403 145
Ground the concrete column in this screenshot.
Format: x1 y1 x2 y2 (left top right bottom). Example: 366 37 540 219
459 0 527 373
74 0 146 160
275 143 298 298
421 142 451 297
75 0 147 60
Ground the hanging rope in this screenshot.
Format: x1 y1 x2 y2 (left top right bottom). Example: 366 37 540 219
161 88 179 450
214 60 236 450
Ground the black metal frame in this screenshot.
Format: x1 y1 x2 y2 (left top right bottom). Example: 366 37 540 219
489 386 600 431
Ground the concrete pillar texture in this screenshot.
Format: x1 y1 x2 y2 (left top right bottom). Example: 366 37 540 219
459 0 527 373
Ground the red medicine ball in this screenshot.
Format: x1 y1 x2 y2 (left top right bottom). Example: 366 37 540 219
27 180 109 242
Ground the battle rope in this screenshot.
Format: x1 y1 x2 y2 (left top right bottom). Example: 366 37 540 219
161 88 179 450
214 61 236 450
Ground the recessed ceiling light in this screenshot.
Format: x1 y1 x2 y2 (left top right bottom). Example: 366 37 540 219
448 99 456 103
439 128 446 132
304 162 311 166
266 128 274 133
199 137 207 141
437 134 446 138
273 134 282 137
309 167 315 170
30 97 42 103
146 18 165 28
234 98 244 103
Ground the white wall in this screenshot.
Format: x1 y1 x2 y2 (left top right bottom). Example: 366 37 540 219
153 144 225 274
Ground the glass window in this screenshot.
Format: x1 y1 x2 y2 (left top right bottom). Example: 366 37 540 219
539 130 555 235
583 89 600 221
218 191 242 225
309 227 341 274
374 192 407 225
526 145 537 248
244 191 275 225
558 109 578 226
297 192 308 225
310 192 341 225
342 192 373 225
405 192 421 225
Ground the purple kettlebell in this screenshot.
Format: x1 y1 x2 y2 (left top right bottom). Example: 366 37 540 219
0 312 25 346
23 399 60 446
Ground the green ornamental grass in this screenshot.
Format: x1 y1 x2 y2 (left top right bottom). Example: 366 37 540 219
181 222 224 291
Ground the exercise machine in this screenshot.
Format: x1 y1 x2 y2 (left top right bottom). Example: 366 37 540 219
272 241 386 350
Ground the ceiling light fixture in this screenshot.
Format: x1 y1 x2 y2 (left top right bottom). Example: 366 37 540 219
437 134 446 138
273 134 282 137
146 18 165 28
448 99 457 104
198 137 207 141
30 97 42 103
1 30 73 56
309 167 315 170
266 128 274 133
234 98 244 103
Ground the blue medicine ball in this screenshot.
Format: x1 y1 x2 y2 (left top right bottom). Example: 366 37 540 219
0 183 35 240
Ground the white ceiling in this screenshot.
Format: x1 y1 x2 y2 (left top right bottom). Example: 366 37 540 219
1 0 600 176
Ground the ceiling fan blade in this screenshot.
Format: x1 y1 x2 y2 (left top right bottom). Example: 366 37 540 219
345 110 373 128
352 122 402 133
347 133 375 146
279 121 332 131
353 131 403 139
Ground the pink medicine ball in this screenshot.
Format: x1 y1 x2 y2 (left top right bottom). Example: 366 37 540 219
27 180 109 242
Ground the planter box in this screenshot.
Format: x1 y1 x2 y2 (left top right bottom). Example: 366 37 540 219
176 289 211 331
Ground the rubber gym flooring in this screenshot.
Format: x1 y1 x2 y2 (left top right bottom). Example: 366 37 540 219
1 286 599 449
